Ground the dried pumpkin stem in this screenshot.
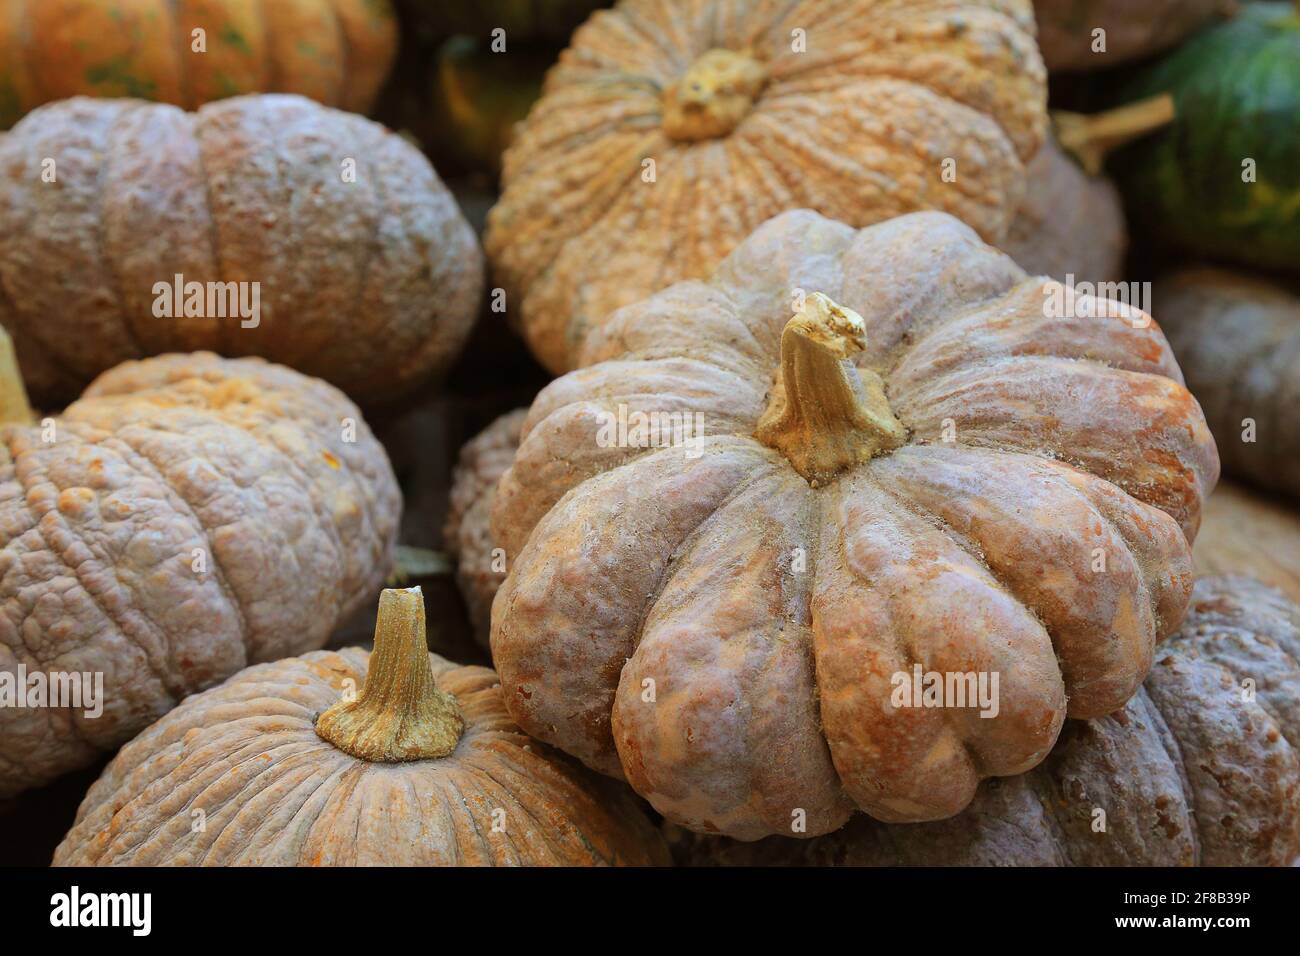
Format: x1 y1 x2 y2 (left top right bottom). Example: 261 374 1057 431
661 48 767 141
755 292 906 486
1053 93 1176 176
315 587 464 762
0 326 34 426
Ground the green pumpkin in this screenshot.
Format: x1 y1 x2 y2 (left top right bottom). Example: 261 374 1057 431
428 36 550 177
1110 2 1300 271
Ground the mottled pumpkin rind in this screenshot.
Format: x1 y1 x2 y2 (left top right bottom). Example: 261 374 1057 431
675 575 1300 866
0 94 483 405
0 352 402 798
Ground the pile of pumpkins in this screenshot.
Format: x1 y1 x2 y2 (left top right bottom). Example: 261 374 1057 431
1 0 1298 867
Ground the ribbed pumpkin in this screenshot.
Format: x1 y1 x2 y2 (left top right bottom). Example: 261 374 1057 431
445 409 528 645
54 588 670 866
0 0 398 130
1032 0 1226 72
675 576 1300 866
1109 2 1300 272
1154 269 1300 499
486 0 1048 373
0 94 483 405
490 209 1219 840
1001 136 1126 286
0 348 401 799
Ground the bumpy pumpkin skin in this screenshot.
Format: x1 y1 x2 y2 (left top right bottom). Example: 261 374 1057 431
1032 0 1225 73
487 0 1048 374
677 576 1300 866
1002 137 1126 287
0 94 483 405
1154 270 1300 500
53 646 670 866
490 209 1219 840
0 0 398 129
0 353 401 798
445 410 528 646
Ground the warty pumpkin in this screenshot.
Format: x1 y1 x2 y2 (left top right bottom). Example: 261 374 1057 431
445 409 528 646
0 0 398 129
674 575 1300 866
0 94 483 406
490 208 1220 840
0 349 401 799
486 0 1049 374
53 587 671 866
1154 269 1300 500
1001 136 1126 287
1032 0 1227 73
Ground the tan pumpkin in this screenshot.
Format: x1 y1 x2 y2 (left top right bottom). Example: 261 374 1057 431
1001 136 1126 287
445 409 528 646
490 209 1219 840
0 346 401 798
1154 269 1300 500
1197 482 1300 606
486 0 1048 374
675 575 1300 865
54 587 670 866
0 0 398 129
0 94 482 405
1032 0 1227 73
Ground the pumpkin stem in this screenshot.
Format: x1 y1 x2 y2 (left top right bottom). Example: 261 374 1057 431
0 326 34 426
755 292 906 486
662 49 766 142
315 587 464 762
1053 93 1176 176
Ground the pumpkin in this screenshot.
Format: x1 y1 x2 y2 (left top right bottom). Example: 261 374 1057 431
399 0 609 43
1032 0 1227 72
1197 483 1300 604
674 575 1300 866
1154 269 1300 499
0 0 398 130
0 347 401 798
1108 2 1300 272
427 36 549 178
53 586 670 866
489 209 1220 840
446 409 528 645
0 94 483 406
486 0 1049 373
1001 136 1126 287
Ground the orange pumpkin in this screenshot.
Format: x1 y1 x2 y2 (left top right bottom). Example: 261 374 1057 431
0 0 398 129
